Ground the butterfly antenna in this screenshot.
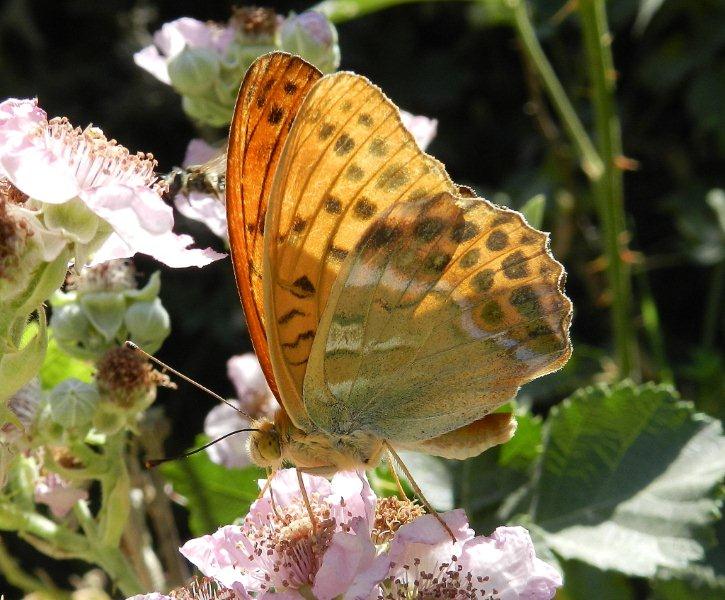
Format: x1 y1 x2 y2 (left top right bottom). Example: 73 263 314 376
124 341 253 420
144 428 259 468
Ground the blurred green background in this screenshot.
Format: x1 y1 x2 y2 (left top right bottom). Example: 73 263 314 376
0 0 723 598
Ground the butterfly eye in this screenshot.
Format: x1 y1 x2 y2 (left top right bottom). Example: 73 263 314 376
248 420 282 467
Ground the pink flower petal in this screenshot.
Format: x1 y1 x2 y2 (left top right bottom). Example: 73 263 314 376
180 525 250 589
133 46 171 84
174 191 228 239
1 146 80 203
183 138 222 167
34 474 88 518
226 354 274 405
400 110 438 151
330 471 376 526
313 517 382 600
204 400 252 469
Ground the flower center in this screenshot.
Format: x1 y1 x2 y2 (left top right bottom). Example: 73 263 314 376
383 555 497 599
242 496 336 593
67 259 137 293
373 497 426 544
41 117 158 191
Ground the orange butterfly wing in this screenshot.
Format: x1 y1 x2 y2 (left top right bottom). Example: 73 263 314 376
227 53 322 399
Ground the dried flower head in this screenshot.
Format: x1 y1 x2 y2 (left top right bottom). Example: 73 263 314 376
95 346 170 409
0 180 32 278
66 259 136 293
231 6 279 37
373 496 426 544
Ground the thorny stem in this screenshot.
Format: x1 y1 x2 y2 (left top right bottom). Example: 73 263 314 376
578 0 636 377
509 0 604 180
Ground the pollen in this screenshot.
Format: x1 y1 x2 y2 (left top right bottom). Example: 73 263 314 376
240 494 337 592
372 496 426 544
40 117 158 192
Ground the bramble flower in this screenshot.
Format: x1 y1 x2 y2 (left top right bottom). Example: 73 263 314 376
373 511 562 599
134 9 340 127
203 353 278 469
180 469 380 599
0 98 224 268
34 471 88 518
127 576 248 600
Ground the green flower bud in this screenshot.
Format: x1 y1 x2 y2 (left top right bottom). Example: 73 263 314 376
79 292 126 342
51 303 113 360
280 11 340 74
0 311 48 404
42 197 100 244
168 46 221 96
124 298 170 355
181 95 233 128
91 404 126 435
48 378 99 430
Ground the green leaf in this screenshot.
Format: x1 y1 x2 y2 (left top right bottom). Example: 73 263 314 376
49 378 99 428
530 382 725 577
159 435 262 536
39 333 94 390
559 559 635 600
520 194 546 229
457 411 542 533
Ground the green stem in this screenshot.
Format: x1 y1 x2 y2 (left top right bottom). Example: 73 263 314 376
578 0 635 377
0 534 63 596
509 0 603 180
702 260 724 349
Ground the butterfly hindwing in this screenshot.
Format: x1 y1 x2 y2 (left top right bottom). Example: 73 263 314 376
263 71 457 421
227 53 322 399
304 191 572 443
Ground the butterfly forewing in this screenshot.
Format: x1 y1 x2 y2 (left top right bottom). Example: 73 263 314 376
304 191 572 443
264 72 457 408
227 53 322 399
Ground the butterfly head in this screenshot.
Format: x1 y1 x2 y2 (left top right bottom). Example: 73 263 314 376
247 417 282 468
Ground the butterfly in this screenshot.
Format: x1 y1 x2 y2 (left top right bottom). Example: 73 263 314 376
226 52 572 523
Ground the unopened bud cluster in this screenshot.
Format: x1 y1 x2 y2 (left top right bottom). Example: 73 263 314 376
136 8 340 127
50 261 170 361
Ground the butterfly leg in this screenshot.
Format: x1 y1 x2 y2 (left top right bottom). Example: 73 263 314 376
385 449 408 500
384 442 456 542
296 467 318 536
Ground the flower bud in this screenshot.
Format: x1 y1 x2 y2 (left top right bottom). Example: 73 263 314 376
280 11 340 73
168 46 221 96
181 95 232 129
0 311 48 404
124 298 170 355
48 378 99 431
42 197 100 245
51 302 113 360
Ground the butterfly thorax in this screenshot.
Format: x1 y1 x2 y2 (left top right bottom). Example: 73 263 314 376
248 408 384 476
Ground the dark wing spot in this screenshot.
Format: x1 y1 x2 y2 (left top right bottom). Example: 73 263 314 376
262 79 275 91
256 95 266 108
486 230 509 251
292 217 306 233
502 250 529 279
284 81 298 95
520 232 538 245
451 221 481 243
319 123 335 140
341 100 353 112
325 196 342 214
278 308 305 325
510 285 541 318
472 269 495 293
346 164 365 181
492 213 515 227
353 197 376 220
414 217 445 242
460 248 480 269
480 300 504 324
376 164 409 191
258 209 266 234
334 133 355 155
267 105 284 124
358 113 374 127
282 329 315 349
425 251 452 273
369 138 388 156
329 245 349 261
291 275 316 297
360 224 399 250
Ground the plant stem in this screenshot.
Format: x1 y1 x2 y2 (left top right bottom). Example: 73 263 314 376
509 0 603 181
0 535 62 596
702 260 724 349
578 0 636 377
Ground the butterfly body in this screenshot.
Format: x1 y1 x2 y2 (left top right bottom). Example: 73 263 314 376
227 53 572 476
